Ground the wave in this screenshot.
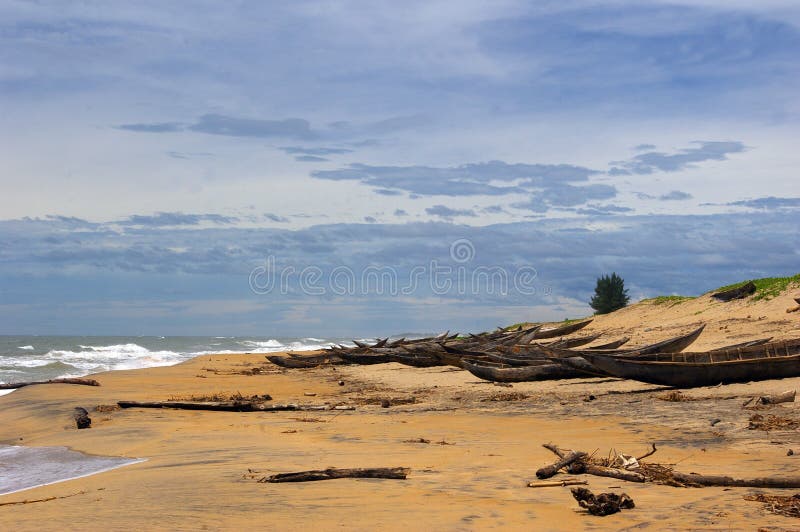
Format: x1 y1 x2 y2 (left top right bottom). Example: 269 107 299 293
42 344 186 374
239 339 284 348
17 345 34 350
1 338 341 387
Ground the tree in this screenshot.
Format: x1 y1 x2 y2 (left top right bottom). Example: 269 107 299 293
590 273 630 314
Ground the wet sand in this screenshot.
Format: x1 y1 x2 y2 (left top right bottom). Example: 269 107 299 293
2 291 800 530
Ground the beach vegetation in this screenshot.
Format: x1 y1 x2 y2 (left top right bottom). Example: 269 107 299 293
710 273 800 302
590 273 630 314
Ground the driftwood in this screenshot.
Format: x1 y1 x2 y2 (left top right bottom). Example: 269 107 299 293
117 401 355 412
536 450 587 479
567 462 646 483
0 378 100 390
670 472 800 488
73 407 91 429
261 467 410 483
0 491 87 507
544 443 647 483
544 442 800 488
527 479 588 488
758 390 796 405
571 487 635 516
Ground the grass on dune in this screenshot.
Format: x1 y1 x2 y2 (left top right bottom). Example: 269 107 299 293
710 273 800 301
640 295 696 305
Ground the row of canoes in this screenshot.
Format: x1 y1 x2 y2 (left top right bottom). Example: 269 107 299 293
265 321 800 388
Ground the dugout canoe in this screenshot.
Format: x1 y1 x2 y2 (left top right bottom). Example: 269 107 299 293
564 339 800 388
461 358 602 382
712 281 756 302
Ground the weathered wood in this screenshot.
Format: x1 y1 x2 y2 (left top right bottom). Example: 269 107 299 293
567 462 646 483
670 472 800 488
637 443 658 461
117 400 353 412
0 378 100 390
536 450 587 479
758 390 796 405
544 443 647 482
543 442 566 458
73 407 91 429
0 491 87 507
527 479 588 488
262 467 409 483
712 281 756 302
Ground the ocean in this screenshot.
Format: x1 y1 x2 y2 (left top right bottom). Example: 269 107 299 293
0 334 392 495
0 335 381 387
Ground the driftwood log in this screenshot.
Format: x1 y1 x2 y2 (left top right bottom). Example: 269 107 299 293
671 472 800 488
73 407 91 429
0 378 100 390
536 450 587 479
543 442 800 488
117 401 354 412
527 479 588 488
261 467 410 483
543 443 647 483
758 390 796 405
567 462 646 483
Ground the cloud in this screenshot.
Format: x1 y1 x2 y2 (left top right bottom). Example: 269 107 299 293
375 189 404 196
188 114 314 139
363 216 377 223
294 155 328 162
117 122 184 133
264 213 289 223
727 196 800 209
118 212 238 226
394 209 408 216
574 204 634 216
279 146 353 156
511 184 617 212
312 160 600 199
425 205 477 218
611 141 746 175
2 210 799 334
659 190 693 201
634 144 656 151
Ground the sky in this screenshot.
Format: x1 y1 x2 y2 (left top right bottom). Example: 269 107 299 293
1 0 799 336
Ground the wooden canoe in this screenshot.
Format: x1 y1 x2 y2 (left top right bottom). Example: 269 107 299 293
544 325 706 358
712 281 756 302
548 333 603 349
570 339 800 388
532 319 593 340
461 358 601 382
586 337 630 350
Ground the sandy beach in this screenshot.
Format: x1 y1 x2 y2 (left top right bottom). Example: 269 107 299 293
2 290 800 531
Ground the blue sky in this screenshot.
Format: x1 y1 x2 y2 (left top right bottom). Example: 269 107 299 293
1 1 799 335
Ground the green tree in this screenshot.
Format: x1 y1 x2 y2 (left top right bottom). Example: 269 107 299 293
590 273 630 314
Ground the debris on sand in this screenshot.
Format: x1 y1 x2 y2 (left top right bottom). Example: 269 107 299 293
748 414 800 431
744 493 800 518
571 487 635 516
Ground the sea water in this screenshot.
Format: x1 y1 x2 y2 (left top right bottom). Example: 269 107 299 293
0 334 391 494
0 335 383 385
0 445 144 495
